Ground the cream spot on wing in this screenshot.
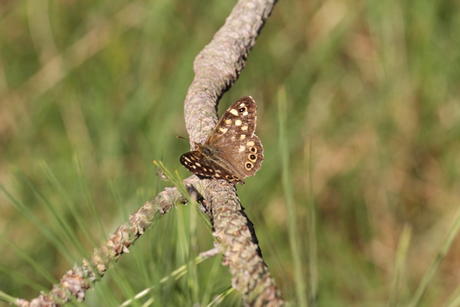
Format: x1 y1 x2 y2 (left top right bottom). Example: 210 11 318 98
216 169 221 174
242 111 248 116
195 162 201 167
240 134 246 140
192 165 197 169
215 173 221 177
247 141 255 147
239 145 246 152
230 109 238 116
219 127 228 133
225 119 232 125
241 125 248 131
235 119 242 126
239 103 246 107
183 156 191 162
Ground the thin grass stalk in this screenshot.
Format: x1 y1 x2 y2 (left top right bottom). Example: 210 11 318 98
206 287 234 307
74 157 108 239
389 225 411 307
0 290 20 305
43 160 99 249
306 141 318 306
278 88 308 307
119 248 219 307
0 184 75 263
408 208 460 307
444 286 460 307
1 240 56 285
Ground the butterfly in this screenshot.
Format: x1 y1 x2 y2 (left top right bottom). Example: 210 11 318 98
180 96 264 184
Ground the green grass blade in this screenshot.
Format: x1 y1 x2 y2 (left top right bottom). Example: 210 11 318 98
278 88 308 307
445 286 460 307
152 160 211 230
40 161 95 254
306 141 318 306
73 157 107 239
0 264 46 293
0 290 18 305
389 225 412 307
0 184 75 263
119 248 218 307
206 287 234 307
0 238 56 285
408 209 460 307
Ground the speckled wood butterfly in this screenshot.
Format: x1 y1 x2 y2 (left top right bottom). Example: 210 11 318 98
180 96 264 184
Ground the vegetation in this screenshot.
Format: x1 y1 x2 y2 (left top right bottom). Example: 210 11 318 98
1 0 460 306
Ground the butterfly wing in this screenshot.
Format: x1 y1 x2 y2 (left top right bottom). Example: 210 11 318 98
180 151 241 183
207 96 258 145
180 96 264 184
212 133 264 180
207 96 264 180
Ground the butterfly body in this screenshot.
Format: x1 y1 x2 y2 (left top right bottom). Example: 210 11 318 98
180 96 264 184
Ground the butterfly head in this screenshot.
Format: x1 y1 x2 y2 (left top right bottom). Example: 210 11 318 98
195 143 215 157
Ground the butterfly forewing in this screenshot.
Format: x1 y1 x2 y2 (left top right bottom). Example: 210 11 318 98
207 96 257 146
180 151 241 183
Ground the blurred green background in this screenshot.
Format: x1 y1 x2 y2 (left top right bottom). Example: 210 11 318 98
1 0 460 306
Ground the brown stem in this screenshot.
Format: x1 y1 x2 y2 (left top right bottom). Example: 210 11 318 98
183 0 284 305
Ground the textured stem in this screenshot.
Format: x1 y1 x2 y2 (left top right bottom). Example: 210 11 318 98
185 0 278 144
183 0 284 305
206 181 283 306
14 177 199 307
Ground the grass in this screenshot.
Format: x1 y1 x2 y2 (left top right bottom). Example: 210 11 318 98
408 209 460 307
278 88 308 307
2 0 460 306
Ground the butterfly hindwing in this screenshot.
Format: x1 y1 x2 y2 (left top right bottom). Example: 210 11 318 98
233 134 264 179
